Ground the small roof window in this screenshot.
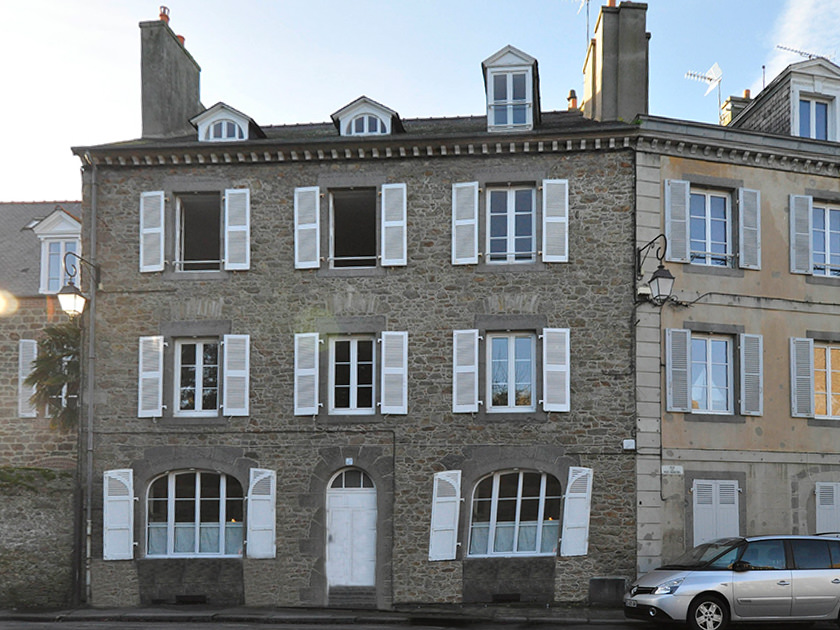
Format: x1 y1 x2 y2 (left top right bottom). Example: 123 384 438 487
190 102 265 142
482 45 541 133
207 119 244 141
331 96 404 137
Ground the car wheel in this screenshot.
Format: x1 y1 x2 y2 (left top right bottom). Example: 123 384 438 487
687 594 729 630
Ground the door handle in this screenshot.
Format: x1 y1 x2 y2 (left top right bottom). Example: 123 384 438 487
777 581 790 586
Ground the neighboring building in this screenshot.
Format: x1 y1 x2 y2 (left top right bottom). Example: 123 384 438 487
70 6 648 609
0 201 81 607
633 57 840 573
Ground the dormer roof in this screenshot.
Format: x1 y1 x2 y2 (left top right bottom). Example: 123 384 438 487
331 96 405 136
190 102 266 142
31 207 81 238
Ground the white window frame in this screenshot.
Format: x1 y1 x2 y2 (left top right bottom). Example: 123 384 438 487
815 342 840 419
467 469 562 558
798 96 832 140
206 119 245 141
146 470 244 558
812 202 840 277
328 335 376 415
486 187 536 264
40 238 80 294
690 334 734 415
347 114 387 136
174 338 220 417
487 68 533 131
486 332 536 413
689 189 732 267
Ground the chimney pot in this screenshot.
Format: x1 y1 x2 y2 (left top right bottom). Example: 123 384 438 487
743 89 751 99
567 89 578 110
159 6 170 23
176 34 185 45
607 0 616 6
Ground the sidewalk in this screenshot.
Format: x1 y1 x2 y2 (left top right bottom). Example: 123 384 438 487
0 604 636 626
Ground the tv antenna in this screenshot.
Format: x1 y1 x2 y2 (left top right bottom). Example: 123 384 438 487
685 62 723 122
578 0 590 46
776 44 833 61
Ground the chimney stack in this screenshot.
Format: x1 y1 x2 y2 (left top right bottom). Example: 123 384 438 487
582 1 649 122
140 8 202 138
720 89 752 126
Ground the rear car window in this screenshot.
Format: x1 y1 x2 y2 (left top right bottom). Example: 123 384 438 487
791 539 832 569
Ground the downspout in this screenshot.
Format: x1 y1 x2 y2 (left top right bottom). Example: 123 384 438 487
83 151 97 604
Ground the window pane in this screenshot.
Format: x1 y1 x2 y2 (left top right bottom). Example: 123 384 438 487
357 340 373 362
199 525 219 554
354 117 364 133
491 338 509 406
540 520 560 553
512 105 526 125
512 73 526 101
493 74 507 102
517 522 537 551
174 524 194 552
368 116 378 133
816 101 828 140
800 99 811 137
498 472 519 498
344 469 362 488
148 523 167 555
521 472 541 497
690 193 706 217
469 523 489 554
475 476 493 500
225 522 243 555
493 522 515 552
357 386 373 408
175 473 196 498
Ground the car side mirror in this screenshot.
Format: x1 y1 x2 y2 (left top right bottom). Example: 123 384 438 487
732 560 750 572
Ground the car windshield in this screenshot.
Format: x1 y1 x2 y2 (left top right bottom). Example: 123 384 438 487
660 538 742 569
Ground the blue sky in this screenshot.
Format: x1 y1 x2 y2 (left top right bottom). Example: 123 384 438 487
1 0 838 202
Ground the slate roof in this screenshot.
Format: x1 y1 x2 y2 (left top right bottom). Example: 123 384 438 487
0 202 81 297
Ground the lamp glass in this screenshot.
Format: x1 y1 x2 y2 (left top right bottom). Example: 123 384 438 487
648 266 675 304
58 283 87 316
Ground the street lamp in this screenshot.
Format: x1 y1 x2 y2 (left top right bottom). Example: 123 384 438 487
57 252 100 317
637 234 675 306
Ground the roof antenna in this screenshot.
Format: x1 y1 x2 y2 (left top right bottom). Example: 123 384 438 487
578 0 590 45
776 44 833 61
685 63 724 123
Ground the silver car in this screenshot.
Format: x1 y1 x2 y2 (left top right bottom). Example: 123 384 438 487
624 535 840 630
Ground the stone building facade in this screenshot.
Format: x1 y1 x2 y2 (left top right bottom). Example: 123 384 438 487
71 9 646 609
0 201 81 607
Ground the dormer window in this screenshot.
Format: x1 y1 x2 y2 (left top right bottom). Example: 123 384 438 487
482 46 540 133
799 97 830 140
31 207 82 295
207 119 245 141
348 115 387 136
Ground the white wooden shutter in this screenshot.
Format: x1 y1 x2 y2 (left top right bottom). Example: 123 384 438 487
816 482 840 534
140 191 165 272
666 328 692 412
246 468 276 559
138 336 164 418
790 195 813 274
381 183 407 266
294 187 320 269
452 329 479 413
18 339 37 418
692 479 739 546
222 334 249 416
224 188 250 270
542 179 569 263
294 333 320 415
452 182 479 265
560 467 592 556
380 331 408 414
791 337 815 418
428 470 462 561
103 469 134 560
665 180 690 262
738 188 761 270
542 328 570 412
740 333 763 416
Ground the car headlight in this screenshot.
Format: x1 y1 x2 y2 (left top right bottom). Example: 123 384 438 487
653 578 684 595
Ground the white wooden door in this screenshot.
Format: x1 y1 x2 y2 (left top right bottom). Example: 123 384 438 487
326 471 377 587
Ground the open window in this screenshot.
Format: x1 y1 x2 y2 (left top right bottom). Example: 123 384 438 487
331 189 377 268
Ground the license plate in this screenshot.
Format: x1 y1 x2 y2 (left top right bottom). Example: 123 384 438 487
625 599 638 608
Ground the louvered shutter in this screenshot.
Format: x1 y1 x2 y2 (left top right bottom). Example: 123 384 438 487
665 180 690 262
692 480 716 546
716 481 740 538
452 182 479 265
791 337 815 418
246 468 276 559
294 333 319 415
542 179 569 262
380 331 408 414
224 188 250 270
222 334 249 416
452 329 479 413
381 183 407 266
294 187 320 269
140 191 165 272
138 336 164 418
103 469 134 560
18 339 37 418
816 482 840 534
738 188 761 269
542 328 570 412
693 479 740 546
790 195 813 274
428 470 462 561
666 329 692 412
740 334 763 416
560 467 593 556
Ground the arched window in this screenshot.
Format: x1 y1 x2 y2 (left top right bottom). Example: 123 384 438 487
147 470 244 556
468 470 561 556
346 115 387 136
207 119 244 141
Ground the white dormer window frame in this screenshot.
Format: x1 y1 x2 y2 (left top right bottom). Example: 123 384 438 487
31 209 82 295
206 119 245 141
346 114 388 136
192 104 252 143
331 97 398 138
487 66 533 132
790 73 840 142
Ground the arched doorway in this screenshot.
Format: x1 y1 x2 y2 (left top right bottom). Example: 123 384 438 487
326 469 377 589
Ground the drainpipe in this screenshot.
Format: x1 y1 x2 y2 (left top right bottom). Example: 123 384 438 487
82 151 98 604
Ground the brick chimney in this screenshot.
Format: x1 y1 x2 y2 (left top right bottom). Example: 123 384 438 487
582 1 649 122
720 90 752 126
140 8 202 138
